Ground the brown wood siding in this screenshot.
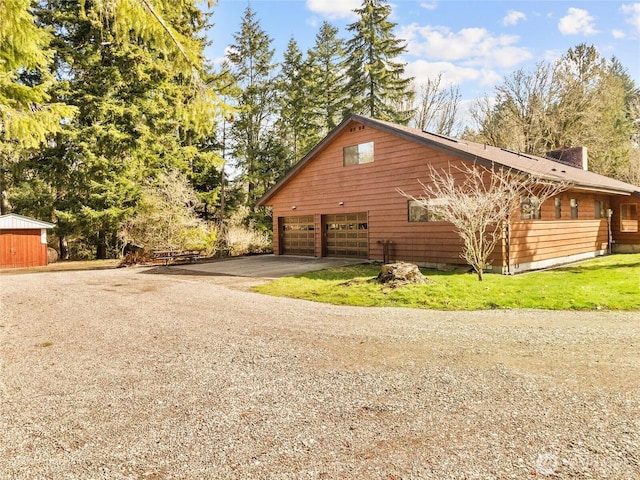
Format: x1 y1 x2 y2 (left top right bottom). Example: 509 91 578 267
266 119 634 269
0 229 48 268
509 220 608 265
268 122 466 263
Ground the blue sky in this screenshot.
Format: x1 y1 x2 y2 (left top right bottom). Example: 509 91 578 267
205 0 640 110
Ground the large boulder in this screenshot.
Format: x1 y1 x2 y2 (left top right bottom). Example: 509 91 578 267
375 262 429 286
47 247 59 264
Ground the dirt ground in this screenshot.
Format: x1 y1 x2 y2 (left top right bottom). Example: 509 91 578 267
1 266 639 479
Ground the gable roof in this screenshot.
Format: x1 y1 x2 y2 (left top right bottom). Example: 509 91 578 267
259 114 640 205
0 214 55 230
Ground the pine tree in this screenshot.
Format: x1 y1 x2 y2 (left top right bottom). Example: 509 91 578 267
306 21 348 134
227 6 279 218
344 0 414 124
0 0 76 213
275 38 318 167
10 0 222 258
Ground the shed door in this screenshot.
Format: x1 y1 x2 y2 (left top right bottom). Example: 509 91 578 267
280 216 315 256
323 213 368 258
0 229 45 268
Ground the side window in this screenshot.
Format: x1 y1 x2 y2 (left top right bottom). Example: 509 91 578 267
621 204 639 232
595 200 606 219
343 141 374 166
408 200 444 222
570 198 579 219
408 200 429 222
555 198 562 219
520 196 541 220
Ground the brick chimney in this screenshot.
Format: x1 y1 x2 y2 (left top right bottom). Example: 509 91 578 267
546 146 588 171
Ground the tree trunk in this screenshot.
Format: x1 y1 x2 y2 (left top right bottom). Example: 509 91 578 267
97 230 108 259
59 236 69 260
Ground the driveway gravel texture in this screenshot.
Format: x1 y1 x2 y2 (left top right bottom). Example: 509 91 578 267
1 266 638 479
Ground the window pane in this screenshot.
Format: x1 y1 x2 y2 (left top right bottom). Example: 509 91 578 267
621 204 639 232
343 145 358 166
408 200 429 222
520 196 541 220
570 198 578 219
358 141 374 164
555 198 561 219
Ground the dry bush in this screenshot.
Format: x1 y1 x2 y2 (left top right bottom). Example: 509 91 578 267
119 170 217 255
222 207 272 257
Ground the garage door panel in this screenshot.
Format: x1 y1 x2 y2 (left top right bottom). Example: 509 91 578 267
280 216 315 256
323 212 368 258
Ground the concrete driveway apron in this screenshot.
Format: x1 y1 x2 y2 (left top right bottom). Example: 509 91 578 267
171 254 364 278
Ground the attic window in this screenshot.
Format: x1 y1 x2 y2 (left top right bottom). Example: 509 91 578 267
343 141 374 166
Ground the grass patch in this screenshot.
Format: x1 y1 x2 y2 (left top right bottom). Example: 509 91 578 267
254 254 640 311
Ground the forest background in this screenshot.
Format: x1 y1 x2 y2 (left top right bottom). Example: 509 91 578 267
1 0 639 260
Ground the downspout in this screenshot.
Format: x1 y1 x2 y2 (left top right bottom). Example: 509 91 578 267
607 208 613 254
505 213 511 275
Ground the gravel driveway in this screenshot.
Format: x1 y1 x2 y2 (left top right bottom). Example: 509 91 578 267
1 266 639 479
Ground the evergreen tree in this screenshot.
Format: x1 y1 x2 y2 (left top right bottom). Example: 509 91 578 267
306 21 348 134
0 0 76 213
10 0 222 258
227 6 280 219
343 0 414 124
275 38 317 168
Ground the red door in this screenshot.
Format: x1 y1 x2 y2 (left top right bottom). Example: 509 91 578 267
0 230 46 268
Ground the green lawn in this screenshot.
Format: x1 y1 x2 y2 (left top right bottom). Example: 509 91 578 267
254 254 640 310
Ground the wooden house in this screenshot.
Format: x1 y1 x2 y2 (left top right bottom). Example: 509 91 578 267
0 214 55 268
258 114 640 273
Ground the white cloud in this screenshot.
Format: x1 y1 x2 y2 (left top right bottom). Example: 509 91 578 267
420 2 437 10
305 0 359 20
621 3 640 32
503 10 526 26
612 29 626 39
399 24 532 69
543 49 563 63
406 60 501 88
558 8 598 35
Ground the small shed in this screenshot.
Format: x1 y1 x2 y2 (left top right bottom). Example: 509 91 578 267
0 214 55 268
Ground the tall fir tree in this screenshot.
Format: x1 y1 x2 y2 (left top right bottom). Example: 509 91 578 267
9 0 222 258
227 6 280 220
0 0 76 214
343 0 414 124
306 21 348 135
275 38 318 167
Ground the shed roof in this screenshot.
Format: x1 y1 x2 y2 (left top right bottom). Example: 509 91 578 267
259 114 640 205
0 214 55 230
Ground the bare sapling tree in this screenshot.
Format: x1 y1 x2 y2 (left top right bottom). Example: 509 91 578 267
399 164 569 280
411 74 461 136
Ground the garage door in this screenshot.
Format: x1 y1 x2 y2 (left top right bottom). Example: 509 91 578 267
323 212 368 258
280 216 315 256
